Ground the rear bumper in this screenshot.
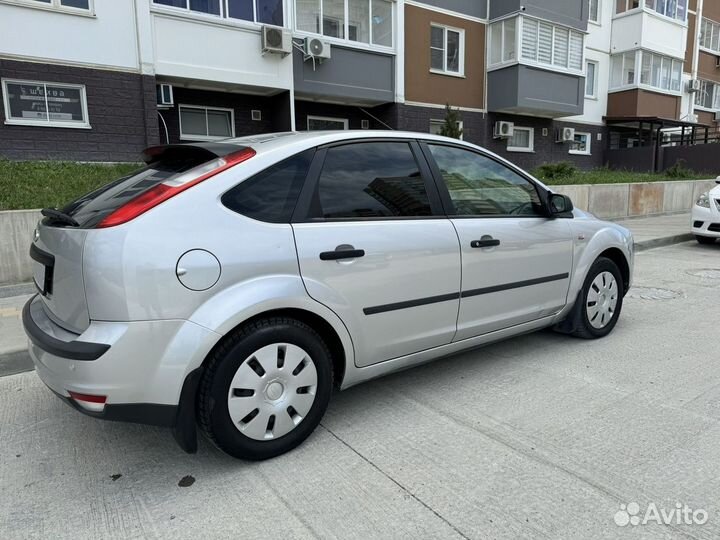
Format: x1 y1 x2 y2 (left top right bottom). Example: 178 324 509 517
51 388 178 427
22 295 220 425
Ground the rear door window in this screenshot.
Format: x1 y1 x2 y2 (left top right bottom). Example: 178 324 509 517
310 142 433 219
221 149 314 223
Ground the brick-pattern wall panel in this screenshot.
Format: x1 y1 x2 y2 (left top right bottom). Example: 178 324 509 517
0 59 155 162
484 114 606 171
159 87 288 143
294 101 388 131
392 104 487 147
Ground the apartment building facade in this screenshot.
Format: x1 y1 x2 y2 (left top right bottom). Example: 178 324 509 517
0 0 717 170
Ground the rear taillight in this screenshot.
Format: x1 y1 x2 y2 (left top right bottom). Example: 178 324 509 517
97 147 256 228
68 391 107 412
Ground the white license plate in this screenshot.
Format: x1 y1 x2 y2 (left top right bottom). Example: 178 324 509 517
33 261 46 294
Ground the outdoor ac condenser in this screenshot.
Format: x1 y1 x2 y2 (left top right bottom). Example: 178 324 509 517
493 121 514 139
557 127 576 143
262 26 292 55
304 37 331 60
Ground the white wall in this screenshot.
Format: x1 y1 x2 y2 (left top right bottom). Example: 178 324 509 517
0 0 139 71
610 10 687 59
150 10 293 91
560 0 612 125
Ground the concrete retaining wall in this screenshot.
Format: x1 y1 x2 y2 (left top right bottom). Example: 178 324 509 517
0 178 716 285
552 179 716 219
0 210 39 286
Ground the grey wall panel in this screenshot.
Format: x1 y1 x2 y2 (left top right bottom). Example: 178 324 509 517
487 65 584 117
293 46 395 105
490 0 588 30
518 66 584 116
486 67 521 112
415 0 487 19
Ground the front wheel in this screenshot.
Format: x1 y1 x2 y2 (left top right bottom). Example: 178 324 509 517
570 257 624 339
198 317 333 460
696 235 716 245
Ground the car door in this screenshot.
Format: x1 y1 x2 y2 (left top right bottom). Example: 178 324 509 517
422 142 574 341
292 139 461 367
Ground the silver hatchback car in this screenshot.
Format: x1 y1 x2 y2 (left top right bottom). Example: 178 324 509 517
23 131 633 460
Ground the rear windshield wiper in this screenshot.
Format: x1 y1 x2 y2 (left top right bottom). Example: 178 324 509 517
41 208 79 227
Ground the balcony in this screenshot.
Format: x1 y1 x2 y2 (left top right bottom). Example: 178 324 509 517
487 65 584 117
611 7 687 59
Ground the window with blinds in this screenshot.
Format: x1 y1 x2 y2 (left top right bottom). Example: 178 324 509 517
519 17 583 72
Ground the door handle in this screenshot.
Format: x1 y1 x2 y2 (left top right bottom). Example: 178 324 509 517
471 238 501 248
319 247 365 261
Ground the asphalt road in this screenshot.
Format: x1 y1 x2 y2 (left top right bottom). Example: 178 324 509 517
1 241 719 540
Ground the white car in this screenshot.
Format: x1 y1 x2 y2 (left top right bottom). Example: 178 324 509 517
23 131 634 460
692 179 720 245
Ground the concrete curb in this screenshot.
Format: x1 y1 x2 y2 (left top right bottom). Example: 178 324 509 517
0 349 34 377
634 234 695 252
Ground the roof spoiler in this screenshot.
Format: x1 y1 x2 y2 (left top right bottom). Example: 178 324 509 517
141 143 246 165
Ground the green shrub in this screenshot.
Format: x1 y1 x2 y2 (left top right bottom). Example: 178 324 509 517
664 159 695 179
532 161 578 181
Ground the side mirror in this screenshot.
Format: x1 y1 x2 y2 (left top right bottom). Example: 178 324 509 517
715 176 720 184
549 193 574 216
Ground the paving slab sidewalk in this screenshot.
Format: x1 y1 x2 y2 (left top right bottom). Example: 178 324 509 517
0 212 703 375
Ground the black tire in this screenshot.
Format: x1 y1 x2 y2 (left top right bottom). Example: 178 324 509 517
198 317 333 460
696 235 716 245
569 257 624 339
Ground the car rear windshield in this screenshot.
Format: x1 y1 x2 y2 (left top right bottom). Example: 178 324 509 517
56 150 216 228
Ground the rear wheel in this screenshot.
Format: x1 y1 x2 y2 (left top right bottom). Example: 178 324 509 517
696 235 716 245
198 317 333 460
568 257 624 339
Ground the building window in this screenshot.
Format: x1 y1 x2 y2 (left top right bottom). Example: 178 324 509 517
7 0 92 11
569 132 591 155
611 50 682 92
700 18 720 53
639 51 682 91
429 119 463 139
644 0 687 21
430 25 465 76
585 60 598 98
489 18 517 66
694 80 720 110
153 0 284 26
517 17 584 72
589 0 601 23
615 0 640 13
295 0 393 47
307 115 349 130
507 127 534 153
179 105 234 141
2 79 90 128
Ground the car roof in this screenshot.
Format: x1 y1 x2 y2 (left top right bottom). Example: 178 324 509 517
222 130 474 152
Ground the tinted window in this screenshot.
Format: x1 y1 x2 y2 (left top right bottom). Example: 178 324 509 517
60 151 215 228
312 142 432 219
428 145 543 217
222 149 313 223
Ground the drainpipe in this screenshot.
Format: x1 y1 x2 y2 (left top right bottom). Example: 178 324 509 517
690 0 703 120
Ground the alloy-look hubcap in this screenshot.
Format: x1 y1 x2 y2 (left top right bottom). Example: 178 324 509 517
586 271 619 329
227 343 318 441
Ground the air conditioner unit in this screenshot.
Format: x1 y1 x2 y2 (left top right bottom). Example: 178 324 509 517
716 56 720 68
714 111 720 122
493 121 514 139
156 83 174 107
689 79 702 92
304 36 331 59
557 127 576 143
262 26 292 55
688 113 699 123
